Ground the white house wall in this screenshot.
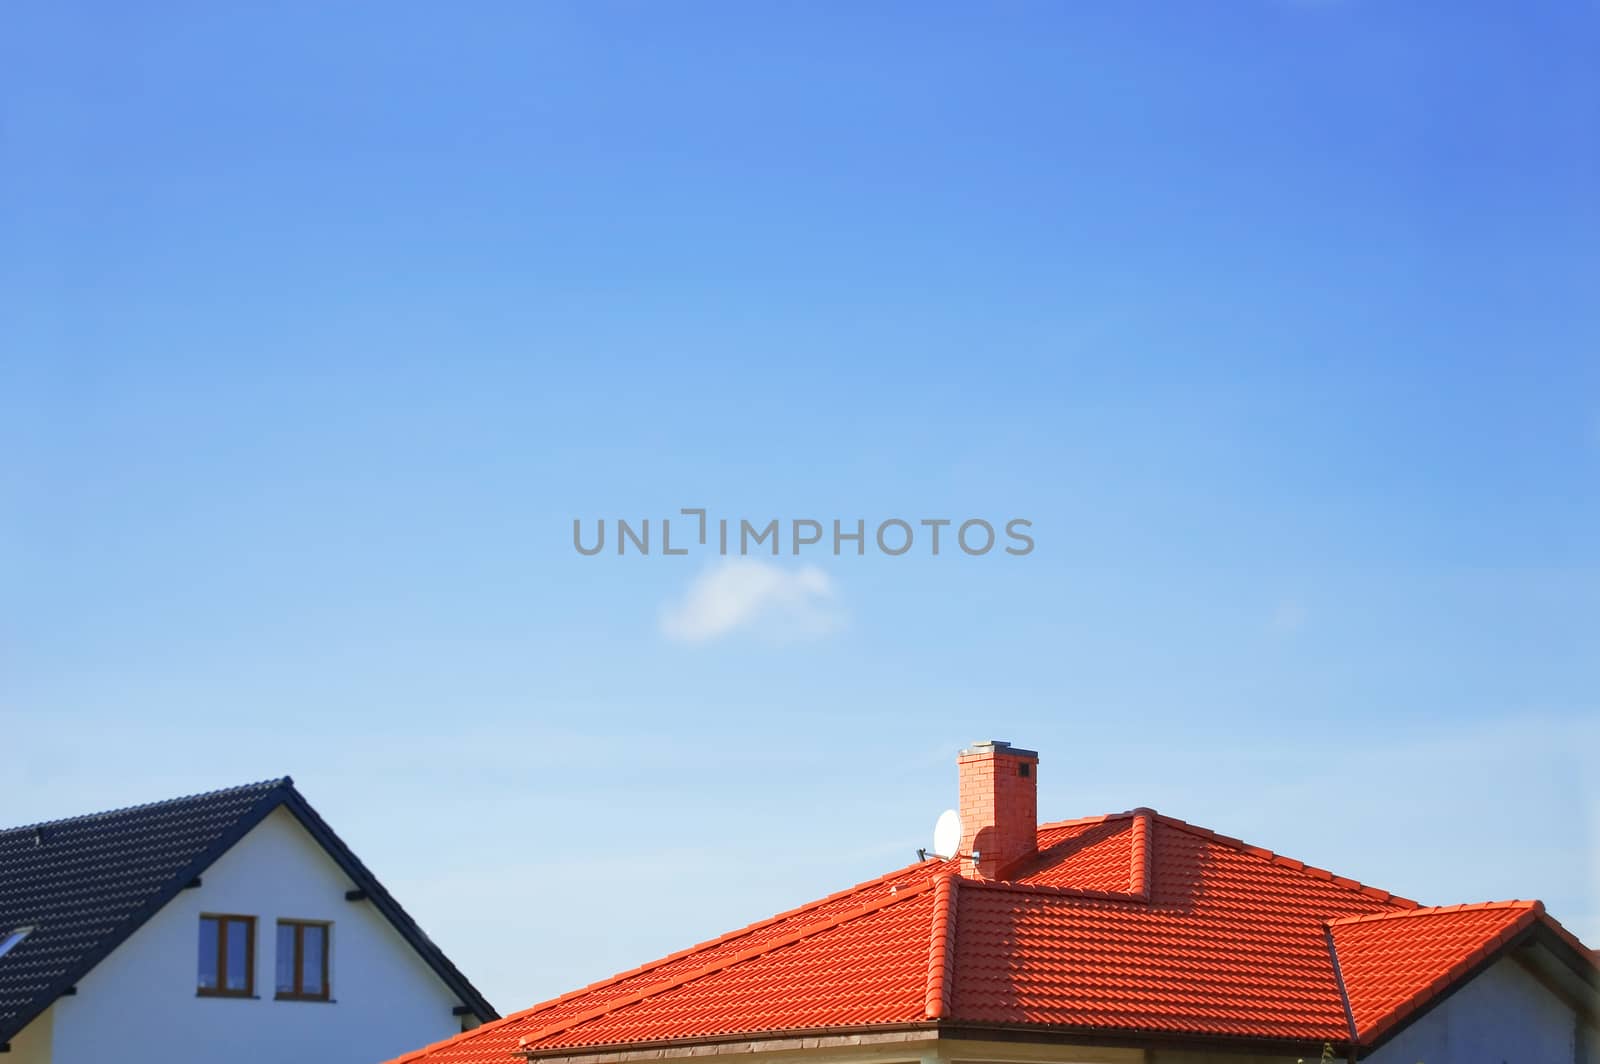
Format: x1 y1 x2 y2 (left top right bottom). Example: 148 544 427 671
39 805 469 1064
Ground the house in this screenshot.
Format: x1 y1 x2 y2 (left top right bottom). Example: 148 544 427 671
388 741 1596 1064
0 778 496 1064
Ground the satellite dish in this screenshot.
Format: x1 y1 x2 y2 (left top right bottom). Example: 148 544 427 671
932 809 962 859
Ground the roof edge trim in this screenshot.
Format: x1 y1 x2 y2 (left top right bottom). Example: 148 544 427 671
278 788 498 1023
520 1023 942 1060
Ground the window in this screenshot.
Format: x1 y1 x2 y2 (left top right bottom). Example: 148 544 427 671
0 926 33 960
275 920 330 1001
198 915 255 997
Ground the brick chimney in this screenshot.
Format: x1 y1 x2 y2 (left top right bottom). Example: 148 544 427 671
957 740 1039 879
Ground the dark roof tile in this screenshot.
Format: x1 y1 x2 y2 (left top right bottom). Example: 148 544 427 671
0 778 496 1040
0 779 287 1037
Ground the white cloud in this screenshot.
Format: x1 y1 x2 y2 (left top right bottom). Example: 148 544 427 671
659 560 843 644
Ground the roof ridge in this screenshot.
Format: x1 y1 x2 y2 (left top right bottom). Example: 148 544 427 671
517 873 944 1050
957 877 1148 904
387 858 951 1064
1128 810 1152 899
0 777 292 837
1327 899 1541 928
922 874 958 1020
1149 812 1419 909
1035 811 1134 832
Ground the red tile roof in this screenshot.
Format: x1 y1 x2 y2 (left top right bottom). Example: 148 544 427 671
1328 899 1586 1045
390 810 1594 1063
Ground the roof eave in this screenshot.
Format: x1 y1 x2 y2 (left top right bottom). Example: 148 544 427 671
518 1020 1351 1062
520 1023 941 1060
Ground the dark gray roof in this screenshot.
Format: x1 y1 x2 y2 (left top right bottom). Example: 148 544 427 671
0 779 496 1041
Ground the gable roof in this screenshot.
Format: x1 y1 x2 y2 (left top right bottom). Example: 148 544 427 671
389 809 1596 1064
0 778 496 1041
1328 899 1593 1048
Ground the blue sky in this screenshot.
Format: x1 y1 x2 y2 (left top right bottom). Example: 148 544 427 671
2 1 1596 1012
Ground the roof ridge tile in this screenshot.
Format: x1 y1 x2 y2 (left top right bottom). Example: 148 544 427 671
1035 811 1131 831
957 877 1149 904
1327 900 1541 928
1127 810 1152 899
922 874 958 1020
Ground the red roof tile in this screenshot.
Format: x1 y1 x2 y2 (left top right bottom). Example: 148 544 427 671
389 861 946 1064
389 811 1594 1063
531 880 939 1049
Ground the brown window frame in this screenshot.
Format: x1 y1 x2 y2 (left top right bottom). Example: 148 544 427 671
197 914 256 998
274 919 331 1002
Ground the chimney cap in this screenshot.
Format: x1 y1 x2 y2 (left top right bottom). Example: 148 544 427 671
960 739 1039 760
